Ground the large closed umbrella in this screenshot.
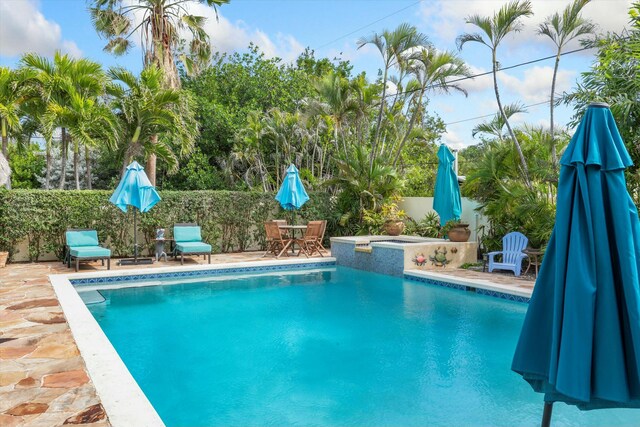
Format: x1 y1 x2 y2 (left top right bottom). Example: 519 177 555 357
512 103 640 425
275 164 309 222
0 152 10 187
110 161 161 264
433 144 462 226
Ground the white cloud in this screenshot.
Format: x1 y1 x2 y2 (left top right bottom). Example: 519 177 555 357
498 66 575 103
458 65 493 93
186 4 305 63
419 0 630 49
442 127 467 149
0 0 81 57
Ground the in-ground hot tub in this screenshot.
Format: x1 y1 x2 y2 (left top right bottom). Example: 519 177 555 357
330 235 479 277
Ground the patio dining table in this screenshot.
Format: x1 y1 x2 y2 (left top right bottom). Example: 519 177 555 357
278 224 307 254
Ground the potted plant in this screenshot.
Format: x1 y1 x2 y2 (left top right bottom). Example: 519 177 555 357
443 219 471 242
381 198 407 236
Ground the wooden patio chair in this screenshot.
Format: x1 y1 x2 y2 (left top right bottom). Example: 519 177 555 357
317 220 328 254
263 221 293 258
296 221 324 258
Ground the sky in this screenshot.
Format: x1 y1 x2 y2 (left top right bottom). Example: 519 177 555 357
0 0 633 149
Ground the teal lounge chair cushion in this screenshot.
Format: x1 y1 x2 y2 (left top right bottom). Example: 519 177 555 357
70 246 111 258
174 226 202 243
66 230 99 247
175 242 211 253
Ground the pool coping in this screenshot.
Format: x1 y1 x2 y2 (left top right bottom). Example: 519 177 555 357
403 269 532 303
50 257 337 427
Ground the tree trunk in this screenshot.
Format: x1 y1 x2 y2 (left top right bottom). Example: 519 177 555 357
149 3 180 89
371 63 389 168
550 51 561 170
85 145 92 190
59 128 68 189
1 119 9 189
45 140 51 190
146 134 158 186
73 141 80 190
393 87 425 167
492 51 531 187
1 119 7 158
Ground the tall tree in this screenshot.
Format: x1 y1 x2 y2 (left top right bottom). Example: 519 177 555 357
90 0 229 88
392 48 470 166
0 67 32 188
457 0 533 187
91 0 229 183
44 84 118 189
21 52 106 189
357 23 429 167
108 67 197 178
538 0 595 168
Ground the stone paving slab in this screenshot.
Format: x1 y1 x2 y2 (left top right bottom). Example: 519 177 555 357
0 251 530 426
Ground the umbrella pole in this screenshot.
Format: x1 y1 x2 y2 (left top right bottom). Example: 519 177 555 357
134 208 138 263
541 402 553 427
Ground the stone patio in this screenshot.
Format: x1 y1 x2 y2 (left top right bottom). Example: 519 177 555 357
0 251 533 426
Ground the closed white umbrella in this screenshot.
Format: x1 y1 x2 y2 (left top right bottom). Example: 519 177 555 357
0 152 10 187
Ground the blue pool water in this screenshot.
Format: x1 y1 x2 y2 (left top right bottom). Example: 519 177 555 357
87 266 638 426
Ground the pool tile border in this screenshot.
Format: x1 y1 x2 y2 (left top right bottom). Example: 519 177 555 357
69 261 336 286
403 271 531 303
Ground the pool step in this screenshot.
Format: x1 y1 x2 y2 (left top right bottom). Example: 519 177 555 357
78 290 106 305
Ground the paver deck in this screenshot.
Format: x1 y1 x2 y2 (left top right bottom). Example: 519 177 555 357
0 251 533 426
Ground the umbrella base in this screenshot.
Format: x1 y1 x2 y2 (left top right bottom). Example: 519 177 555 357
118 258 154 266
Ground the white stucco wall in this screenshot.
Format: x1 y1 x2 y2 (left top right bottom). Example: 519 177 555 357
399 197 489 243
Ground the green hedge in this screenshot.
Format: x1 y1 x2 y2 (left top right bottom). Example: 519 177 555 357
0 190 335 261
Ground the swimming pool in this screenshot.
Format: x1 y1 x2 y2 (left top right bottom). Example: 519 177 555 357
84 266 637 426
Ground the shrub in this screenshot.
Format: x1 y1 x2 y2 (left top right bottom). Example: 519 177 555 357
0 190 334 261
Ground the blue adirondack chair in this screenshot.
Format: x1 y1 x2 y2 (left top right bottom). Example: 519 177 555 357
487 232 529 276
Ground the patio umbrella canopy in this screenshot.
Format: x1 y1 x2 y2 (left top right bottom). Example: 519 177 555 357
110 161 161 213
110 161 161 263
275 164 309 211
512 103 640 418
433 144 462 226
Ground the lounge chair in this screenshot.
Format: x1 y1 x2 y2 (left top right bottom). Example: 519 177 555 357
263 221 293 258
296 221 324 258
173 223 212 265
487 231 529 276
65 229 111 272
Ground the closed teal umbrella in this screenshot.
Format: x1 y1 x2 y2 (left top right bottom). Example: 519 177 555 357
275 164 309 211
110 161 161 263
512 103 640 424
433 144 462 226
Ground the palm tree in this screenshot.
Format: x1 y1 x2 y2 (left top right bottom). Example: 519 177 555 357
21 52 106 189
392 48 470 166
90 0 229 89
0 67 33 188
538 0 595 168
457 0 533 187
108 67 197 181
44 84 118 189
357 23 429 166
307 71 360 158
472 103 526 141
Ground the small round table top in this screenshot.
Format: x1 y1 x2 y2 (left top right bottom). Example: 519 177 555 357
278 225 307 230
523 248 544 255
